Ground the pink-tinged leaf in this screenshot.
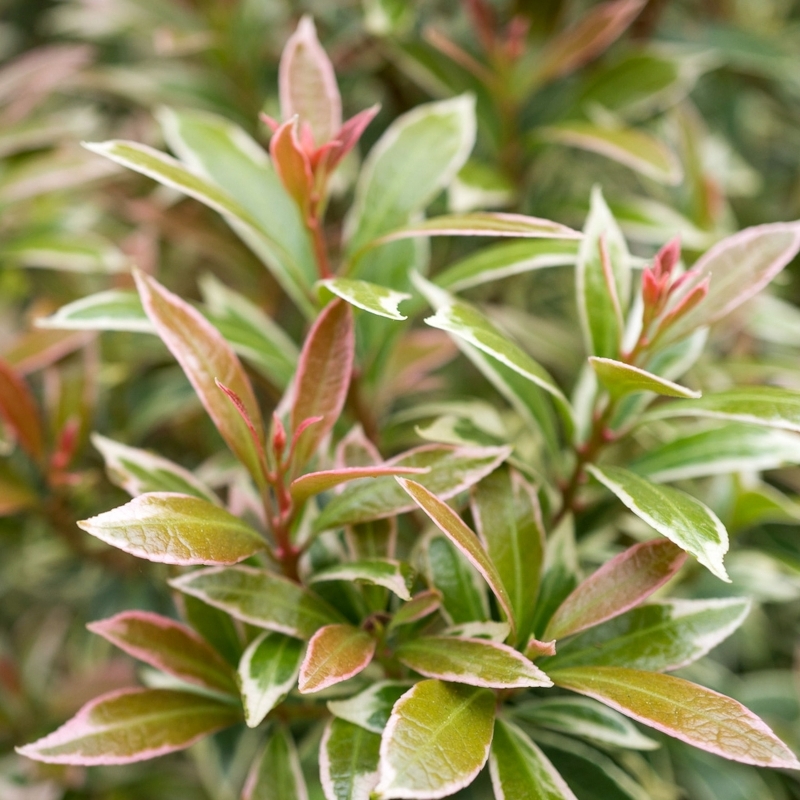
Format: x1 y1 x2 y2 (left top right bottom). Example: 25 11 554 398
291 300 355 470
396 636 551 689
371 213 582 249
133 270 266 488
269 118 314 214
389 590 442 631
15 688 239 765
298 624 376 693
290 465 430 504
3 329 93 375
397 477 517 641
0 358 43 461
335 424 381 468
87 612 237 695
77 492 265 566
279 15 341 146
550 666 800 770
544 539 687 640
664 221 800 342
327 105 380 170
534 0 647 85
525 638 557 659
215 380 268 475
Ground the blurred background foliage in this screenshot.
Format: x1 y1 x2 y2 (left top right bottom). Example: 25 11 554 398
2 0 800 798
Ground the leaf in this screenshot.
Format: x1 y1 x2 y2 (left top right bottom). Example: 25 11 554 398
87 611 237 695
279 16 341 146
426 535 488 624
641 386 800 432
587 465 729 582
549 666 800 769
243 727 309 800
314 444 511 531
345 95 476 257
471 468 544 646
0 468 37 516
589 357 700 399
16 688 238 765
630 424 800 482
388 591 442 631
91 433 219 503
371 212 581 248
318 278 411 320
321 718 381 800
546 598 750 673
424 301 573 429
395 637 551 689
375 680 495 799
290 465 429 505
291 300 354 470
298 624 376 693
544 539 687 640
309 559 415 601
77 492 264 566
534 0 647 84
664 221 800 342
328 682 411 734
435 239 579 292
0 358 43 461
576 186 630 359
490 718 579 800
512 698 658 751
133 270 267 488
238 631 304 727
539 123 682 185
3 231 128 273
170 565 343 639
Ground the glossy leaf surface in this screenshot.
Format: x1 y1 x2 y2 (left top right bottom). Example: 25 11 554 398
590 357 700 399
550 666 800 769
388 590 442 631
309 559 415 600
16 688 238 765
318 278 411 320
328 682 411 734
170 566 343 638
238 631 304 727
321 718 381 800
78 492 264 565
298 624 376 693
396 637 551 689
375 680 495 799
544 539 687 640
587 465 729 581
243 727 308 800
290 465 428 505
87 611 237 695
426 535 488 624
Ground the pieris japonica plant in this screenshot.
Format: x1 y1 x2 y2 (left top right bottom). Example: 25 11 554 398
16 14 800 800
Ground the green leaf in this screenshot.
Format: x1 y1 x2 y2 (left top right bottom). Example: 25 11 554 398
576 186 630 359
298 624 376 693
398 478 517 640
16 688 238 765
426 534 489 624
91 433 219 503
631 424 800 482
544 539 687 641
540 123 682 185
587 465 729 582
170 565 343 639
490 718 579 800
546 598 750 672
318 278 411 320
549 666 800 769
243 727 308 800
313 444 510 531
512 697 658 751
424 300 573 430
395 636 551 689
291 466 429 505
134 270 267 489
375 680 495 798
388 591 442 631
641 386 800 432
238 631 304 727
87 611 237 696
435 239 579 292
328 682 411 734
471 468 544 646
77 493 265 566
35 290 150 331
321 718 381 800
3 231 128 273
589 357 700 399
309 559 415 601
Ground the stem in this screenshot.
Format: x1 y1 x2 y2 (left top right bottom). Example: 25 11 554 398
308 213 333 279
